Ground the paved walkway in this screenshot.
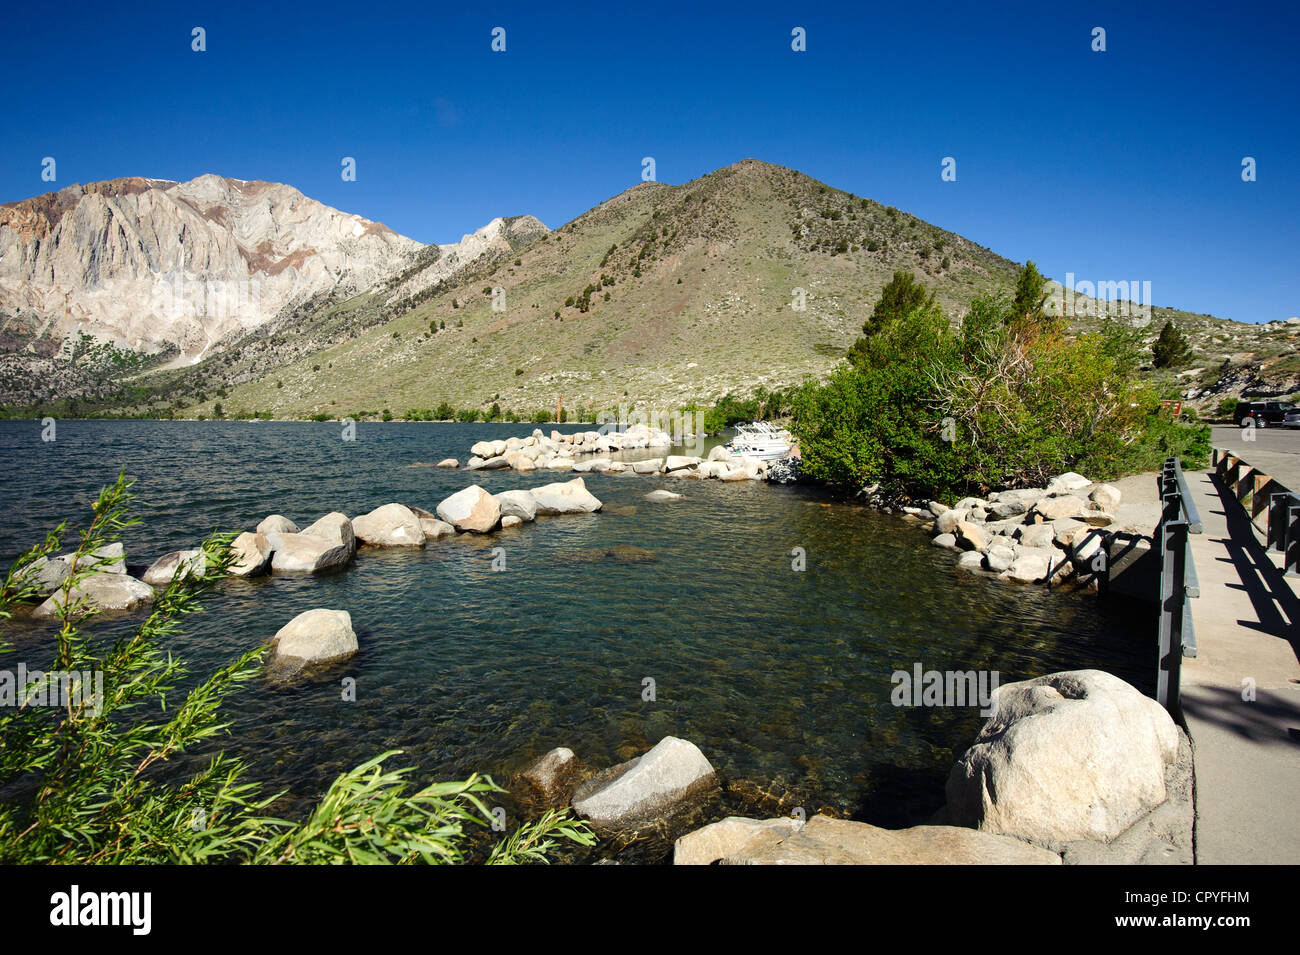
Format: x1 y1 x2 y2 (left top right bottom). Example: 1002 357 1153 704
1180 467 1300 865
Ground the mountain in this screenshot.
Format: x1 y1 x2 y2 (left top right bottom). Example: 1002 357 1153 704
0 178 549 410
1 160 1292 419
0 175 423 362
172 159 1030 419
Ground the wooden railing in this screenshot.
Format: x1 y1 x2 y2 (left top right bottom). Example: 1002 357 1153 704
1212 448 1300 577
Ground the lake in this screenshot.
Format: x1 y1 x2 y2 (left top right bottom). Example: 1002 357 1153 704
0 420 1157 860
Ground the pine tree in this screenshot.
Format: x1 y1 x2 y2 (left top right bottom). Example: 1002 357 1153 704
1010 260 1050 328
1152 319 1194 368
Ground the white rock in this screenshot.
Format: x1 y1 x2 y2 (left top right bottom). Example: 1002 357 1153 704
946 670 1179 846
269 609 358 669
256 514 298 536
436 485 501 533
301 512 358 557
494 490 538 522
142 549 206 586
572 737 718 832
33 573 155 618
230 532 273 577
352 503 425 547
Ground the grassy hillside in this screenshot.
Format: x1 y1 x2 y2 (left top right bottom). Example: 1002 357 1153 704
182 159 1026 419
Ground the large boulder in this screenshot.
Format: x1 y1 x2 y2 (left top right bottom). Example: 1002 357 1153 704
494 490 538 522
436 458 459 469
268 609 358 671
229 532 273 577
571 737 718 832
689 815 1061 865
266 532 353 575
351 503 425 547
301 512 358 557
33 572 155 619
946 670 1179 846
1090 484 1122 509
256 514 299 536
1014 523 1056 550
436 485 501 533
142 549 206 586
631 458 663 474
529 478 603 515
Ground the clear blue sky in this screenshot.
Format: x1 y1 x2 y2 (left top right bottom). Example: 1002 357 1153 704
4 0 1296 323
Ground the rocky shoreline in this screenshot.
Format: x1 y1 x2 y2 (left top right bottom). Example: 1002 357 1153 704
511 668 1192 865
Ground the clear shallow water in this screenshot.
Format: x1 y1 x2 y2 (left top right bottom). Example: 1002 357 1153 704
0 421 1156 857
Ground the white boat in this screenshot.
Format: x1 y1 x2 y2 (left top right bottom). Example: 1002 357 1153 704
725 421 794 461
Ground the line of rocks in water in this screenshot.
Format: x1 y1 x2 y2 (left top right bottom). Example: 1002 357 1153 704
509 668 1190 864
902 471 1131 587
15 476 606 638
449 425 778 482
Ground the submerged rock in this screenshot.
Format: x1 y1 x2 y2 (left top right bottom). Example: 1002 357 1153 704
518 747 586 809
570 545 658 564
644 489 683 502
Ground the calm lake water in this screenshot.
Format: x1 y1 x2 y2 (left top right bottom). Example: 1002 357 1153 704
0 420 1156 860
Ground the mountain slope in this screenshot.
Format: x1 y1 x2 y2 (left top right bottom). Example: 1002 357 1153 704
199 159 1032 418
0 175 424 361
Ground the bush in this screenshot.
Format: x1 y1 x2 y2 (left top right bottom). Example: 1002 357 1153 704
791 265 1209 500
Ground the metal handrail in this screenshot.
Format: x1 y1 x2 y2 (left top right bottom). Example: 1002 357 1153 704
1155 456 1201 711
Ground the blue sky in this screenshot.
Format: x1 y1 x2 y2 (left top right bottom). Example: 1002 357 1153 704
4 0 1296 323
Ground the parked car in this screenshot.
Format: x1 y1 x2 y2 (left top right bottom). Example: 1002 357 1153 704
1234 400 1298 428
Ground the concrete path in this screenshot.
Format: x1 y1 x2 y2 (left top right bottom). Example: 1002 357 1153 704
1180 467 1300 864
1210 424 1300 488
